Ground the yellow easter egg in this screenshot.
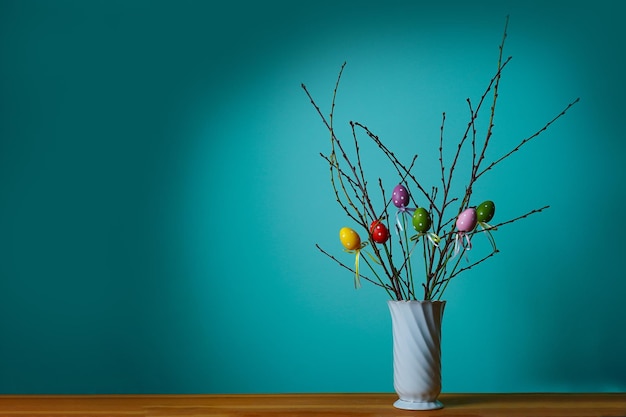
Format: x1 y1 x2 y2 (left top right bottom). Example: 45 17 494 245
339 227 361 250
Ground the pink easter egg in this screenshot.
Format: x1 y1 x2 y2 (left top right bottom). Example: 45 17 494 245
392 184 410 208
456 207 477 232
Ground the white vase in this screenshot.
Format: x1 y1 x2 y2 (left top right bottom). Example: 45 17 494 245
388 300 446 410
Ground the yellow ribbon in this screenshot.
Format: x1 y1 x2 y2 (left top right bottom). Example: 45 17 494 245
345 242 369 289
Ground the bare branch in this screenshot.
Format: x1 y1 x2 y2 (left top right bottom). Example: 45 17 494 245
316 244 394 291
306 17 577 301
476 98 580 178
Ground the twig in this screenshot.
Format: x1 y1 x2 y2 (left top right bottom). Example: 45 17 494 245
476 98 580 179
316 244 394 291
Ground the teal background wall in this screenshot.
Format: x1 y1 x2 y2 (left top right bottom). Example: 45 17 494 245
1 0 625 394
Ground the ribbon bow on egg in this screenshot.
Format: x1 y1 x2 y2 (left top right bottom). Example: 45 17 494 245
339 227 368 289
392 184 416 234
410 207 440 247
476 200 497 250
454 207 478 256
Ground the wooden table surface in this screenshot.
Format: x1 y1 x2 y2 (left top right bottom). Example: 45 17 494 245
0 393 625 416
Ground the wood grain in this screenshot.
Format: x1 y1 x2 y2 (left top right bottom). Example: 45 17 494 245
0 393 624 416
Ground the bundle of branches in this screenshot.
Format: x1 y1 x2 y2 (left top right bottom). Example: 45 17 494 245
302 17 579 300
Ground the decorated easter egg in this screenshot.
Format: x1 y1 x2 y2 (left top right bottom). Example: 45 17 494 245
392 184 410 208
456 207 477 232
476 200 495 223
369 220 389 244
339 227 361 250
412 207 431 233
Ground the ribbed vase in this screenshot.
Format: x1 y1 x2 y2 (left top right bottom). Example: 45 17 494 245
388 300 446 410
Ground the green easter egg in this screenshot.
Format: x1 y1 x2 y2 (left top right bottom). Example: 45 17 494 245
412 207 431 233
476 200 495 223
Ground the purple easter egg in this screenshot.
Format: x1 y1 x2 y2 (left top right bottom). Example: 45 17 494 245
456 207 477 232
392 184 410 208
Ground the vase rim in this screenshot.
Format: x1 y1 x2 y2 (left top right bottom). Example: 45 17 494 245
388 299 446 304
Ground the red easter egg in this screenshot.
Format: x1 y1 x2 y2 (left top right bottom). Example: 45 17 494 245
369 220 389 244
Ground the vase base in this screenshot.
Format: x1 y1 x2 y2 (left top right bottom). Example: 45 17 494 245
393 399 443 410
